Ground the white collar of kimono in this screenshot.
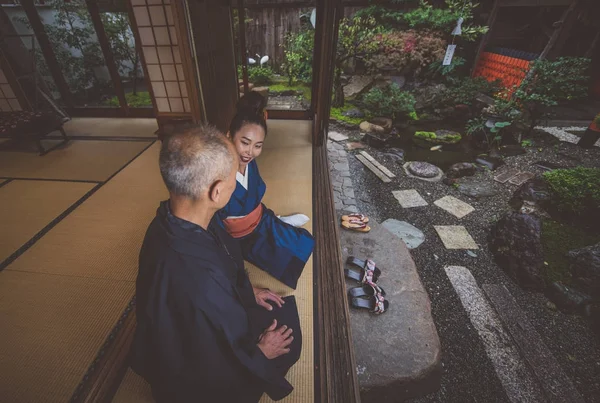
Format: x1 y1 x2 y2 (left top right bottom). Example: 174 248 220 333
236 165 249 190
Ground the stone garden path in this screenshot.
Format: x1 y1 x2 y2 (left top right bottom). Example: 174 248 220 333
326 131 590 403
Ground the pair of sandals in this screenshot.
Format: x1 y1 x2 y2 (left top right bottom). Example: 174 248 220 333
341 214 371 233
345 257 388 315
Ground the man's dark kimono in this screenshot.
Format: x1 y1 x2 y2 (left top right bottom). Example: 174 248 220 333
130 201 302 402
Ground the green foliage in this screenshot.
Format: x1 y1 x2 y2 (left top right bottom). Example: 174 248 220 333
361 83 416 119
402 0 488 41
521 139 533 147
438 77 501 107
282 28 315 85
541 220 600 285
365 30 447 76
105 91 152 107
490 121 511 133
513 57 591 130
465 116 486 136
415 131 436 139
330 105 364 126
594 114 600 126
248 66 274 85
409 111 419 120
543 167 600 218
268 83 312 101
426 56 466 84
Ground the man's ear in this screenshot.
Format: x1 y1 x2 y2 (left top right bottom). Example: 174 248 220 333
226 131 232 140
208 180 222 203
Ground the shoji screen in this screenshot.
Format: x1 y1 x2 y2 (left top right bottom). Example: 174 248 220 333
131 0 190 115
0 67 22 112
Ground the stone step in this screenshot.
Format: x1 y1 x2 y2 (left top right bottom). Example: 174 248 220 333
340 217 441 402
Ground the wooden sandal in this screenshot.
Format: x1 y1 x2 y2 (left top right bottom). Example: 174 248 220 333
341 213 369 223
341 220 371 233
351 294 388 314
344 260 381 284
348 283 386 298
347 257 381 277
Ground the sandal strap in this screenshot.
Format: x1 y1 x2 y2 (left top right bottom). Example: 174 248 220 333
346 214 367 221
361 268 375 284
372 293 386 314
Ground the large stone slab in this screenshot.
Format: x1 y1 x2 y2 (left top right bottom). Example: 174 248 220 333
340 218 442 402
382 218 425 249
392 189 429 208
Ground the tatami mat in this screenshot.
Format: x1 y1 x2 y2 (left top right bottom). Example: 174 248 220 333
0 180 96 264
0 143 166 402
0 140 152 182
53 118 158 139
6 143 166 281
111 120 314 403
0 270 134 403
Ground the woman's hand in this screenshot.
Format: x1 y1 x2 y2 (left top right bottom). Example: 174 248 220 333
253 286 285 311
257 319 294 359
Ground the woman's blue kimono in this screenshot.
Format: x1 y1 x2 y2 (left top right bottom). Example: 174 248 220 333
218 160 314 289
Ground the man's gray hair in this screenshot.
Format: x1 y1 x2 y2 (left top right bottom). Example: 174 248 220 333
159 124 234 199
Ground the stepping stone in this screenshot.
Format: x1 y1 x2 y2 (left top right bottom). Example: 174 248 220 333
493 168 519 184
382 219 425 249
359 151 396 178
434 225 478 249
403 161 443 182
392 189 428 208
328 131 349 142
509 172 535 186
433 195 474 219
356 154 392 183
457 181 497 199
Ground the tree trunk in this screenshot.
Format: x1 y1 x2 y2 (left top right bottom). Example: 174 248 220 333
132 53 139 95
332 67 344 108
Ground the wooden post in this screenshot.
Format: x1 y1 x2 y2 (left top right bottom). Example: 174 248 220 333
537 0 580 61
471 0 499 77
20 0 73 108
237 0 249 94
85 0 129 115
546 0 584 60
584 31 600 58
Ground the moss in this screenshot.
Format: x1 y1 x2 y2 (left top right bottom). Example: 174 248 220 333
267 83 312 101
409 111 419 121
541 220 600 285
445 134 462 142
330 105 364 126
105 91 152 107
415 131 437 140
543 167 600 218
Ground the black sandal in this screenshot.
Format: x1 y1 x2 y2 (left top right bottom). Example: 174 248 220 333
344 267 380 284
348 283 386 298
347 257 381 277
351 294 389 314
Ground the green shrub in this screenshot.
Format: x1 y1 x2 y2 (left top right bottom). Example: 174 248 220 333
105 91 152 107
248 66 274 85
438 76 501 107
361 83 416 119
415 131 436 140
543 167 600 218
282 29 314 85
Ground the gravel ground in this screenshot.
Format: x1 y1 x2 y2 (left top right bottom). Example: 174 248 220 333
332 123 600 402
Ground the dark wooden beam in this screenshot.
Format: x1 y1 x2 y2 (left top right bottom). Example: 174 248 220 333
20 0 74 108
538 0 580 60
125 0 159 117
499 0 572 6
547 0 585 59
471 0 499 77
237 0 250 94
86 0 129 115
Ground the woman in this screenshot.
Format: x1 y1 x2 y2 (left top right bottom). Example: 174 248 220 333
217 107 314 290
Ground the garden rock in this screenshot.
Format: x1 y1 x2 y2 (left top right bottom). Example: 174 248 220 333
414 83 447 111
342 108 365 118
383 148 405 164
457 181 497 199
407 161 441 178
252 86 269 98
361 132 389 149
508 177 551 214
343 75 373 98
489 212 545 290
568 242 600 298
446 162 476 179
370 117 393 132
390 75 406 88
359 121 386 134
413 130 461 147
547 282 593 313
475 155 505 171
500 144 527 157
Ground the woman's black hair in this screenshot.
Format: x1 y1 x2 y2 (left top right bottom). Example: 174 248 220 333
236 92 267 116
229 109 267 138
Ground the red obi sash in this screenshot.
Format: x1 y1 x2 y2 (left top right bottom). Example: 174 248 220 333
222 204 263 238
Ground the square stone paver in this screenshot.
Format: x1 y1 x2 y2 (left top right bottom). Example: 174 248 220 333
434 225 478 249
434 195 474 219
329 131 349 142
508 171 535 186
392 189 429 208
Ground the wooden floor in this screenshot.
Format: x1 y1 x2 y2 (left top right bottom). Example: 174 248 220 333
0 118 314 403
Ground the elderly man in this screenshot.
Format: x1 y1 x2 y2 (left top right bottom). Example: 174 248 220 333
130 124 302 402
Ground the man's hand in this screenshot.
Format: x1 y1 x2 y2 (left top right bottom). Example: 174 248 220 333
257 319 294 359
253 287 285 311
